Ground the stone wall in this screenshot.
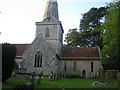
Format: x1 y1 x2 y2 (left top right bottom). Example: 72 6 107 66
23 34 58 75
60 60 102 78
106 70 117 78
36 21 64 55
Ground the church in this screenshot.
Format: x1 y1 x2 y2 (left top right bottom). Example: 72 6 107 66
14 0 103 78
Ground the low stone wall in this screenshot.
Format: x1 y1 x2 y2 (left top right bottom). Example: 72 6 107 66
12 68 30 80
106 70 117 78
15 74 30 80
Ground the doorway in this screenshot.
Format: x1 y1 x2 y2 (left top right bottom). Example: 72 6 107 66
82 70 86 78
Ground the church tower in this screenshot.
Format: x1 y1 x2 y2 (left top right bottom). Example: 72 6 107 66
36 0 64 55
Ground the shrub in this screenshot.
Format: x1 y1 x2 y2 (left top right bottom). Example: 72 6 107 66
65 73 82 78
2 43 16 82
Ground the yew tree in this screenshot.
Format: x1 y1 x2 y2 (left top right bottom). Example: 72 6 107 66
2 43 16 82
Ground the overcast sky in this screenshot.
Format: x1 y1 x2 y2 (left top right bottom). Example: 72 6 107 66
0 0 113 44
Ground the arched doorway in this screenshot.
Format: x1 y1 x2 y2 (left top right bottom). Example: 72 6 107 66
82 70 86 78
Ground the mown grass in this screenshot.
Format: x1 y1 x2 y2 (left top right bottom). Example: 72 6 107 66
2 77 119 89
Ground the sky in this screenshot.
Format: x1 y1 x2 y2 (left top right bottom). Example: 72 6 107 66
0 0 113 44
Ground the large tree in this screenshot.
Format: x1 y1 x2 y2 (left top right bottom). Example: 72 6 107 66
101 2 120 70
79 7 108 48
64 6 108 48
2 43 16 82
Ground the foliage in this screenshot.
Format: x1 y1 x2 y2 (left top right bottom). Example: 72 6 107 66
64 7 108 49
101 2 120 70
64 73 82 78
2 77 118 89
2 43 16 82
64 28 80 47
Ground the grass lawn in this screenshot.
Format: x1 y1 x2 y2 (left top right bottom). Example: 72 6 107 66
2 77 119 89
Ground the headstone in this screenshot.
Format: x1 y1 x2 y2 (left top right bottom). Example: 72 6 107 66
31 72 35 86
50 71 53 81
53 73 56 80
37 74 41 84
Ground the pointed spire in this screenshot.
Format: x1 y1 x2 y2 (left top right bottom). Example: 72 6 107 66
43 0 59 21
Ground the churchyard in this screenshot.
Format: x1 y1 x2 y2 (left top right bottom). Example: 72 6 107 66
1 0 120 90
2 76 119 89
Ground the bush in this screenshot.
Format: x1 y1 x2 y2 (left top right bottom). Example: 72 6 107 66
65 73 82 78
2 43 16 82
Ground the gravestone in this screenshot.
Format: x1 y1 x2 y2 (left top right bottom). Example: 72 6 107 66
37 74 41 84
37 71 43 84
31 72 35 86
53 73 56 80
50 71 53 81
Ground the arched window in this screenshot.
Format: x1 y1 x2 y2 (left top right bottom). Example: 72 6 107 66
34 54 37 67
91 62 93 72
64 61 67 71
73 62 76 72
45 27 49 38
34 51 42 68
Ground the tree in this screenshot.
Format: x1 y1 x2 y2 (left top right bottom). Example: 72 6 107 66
64 7 108 48
101 2 120 70
79 7 108 48
64 28 80 47
2 43 16 82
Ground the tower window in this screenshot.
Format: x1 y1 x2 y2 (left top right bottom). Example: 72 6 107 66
34 51 42 68
91 62 93 72
45 27 49 38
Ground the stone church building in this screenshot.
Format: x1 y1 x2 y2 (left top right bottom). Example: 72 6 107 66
14 0 102 78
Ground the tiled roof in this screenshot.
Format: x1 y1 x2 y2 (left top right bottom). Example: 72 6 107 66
14 44 30 56
60 47 101 60
13 44 101 60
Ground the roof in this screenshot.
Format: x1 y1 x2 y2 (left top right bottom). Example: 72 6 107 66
13 44 101 60
60 47 101 60
14 44 30 56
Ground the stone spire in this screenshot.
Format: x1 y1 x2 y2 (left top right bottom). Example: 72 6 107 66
43 0 59 21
